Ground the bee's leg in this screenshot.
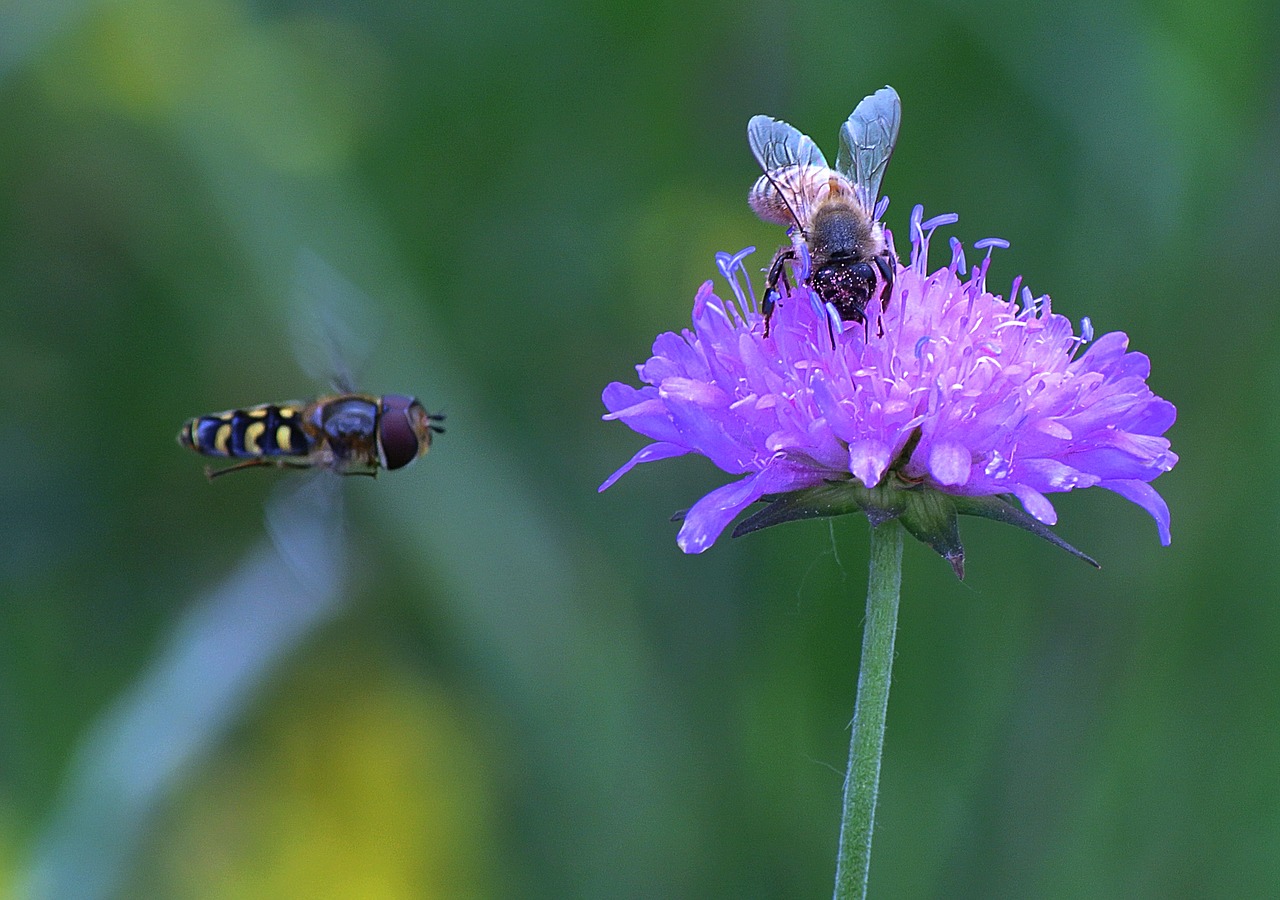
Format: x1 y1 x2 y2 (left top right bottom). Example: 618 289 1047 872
874 253 895 305
762 246 796 337
204 458 274 480
873 253 896 337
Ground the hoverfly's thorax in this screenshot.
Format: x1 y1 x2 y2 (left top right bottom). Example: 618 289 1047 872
307 394 379 471
318 396 378 442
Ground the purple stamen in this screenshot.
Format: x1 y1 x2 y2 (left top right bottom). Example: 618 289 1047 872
909 204 924 243
795 241 812 283
920 212 959 232
949 236 967 275
716 246 758 316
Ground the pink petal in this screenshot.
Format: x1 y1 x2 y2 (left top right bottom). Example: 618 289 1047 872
929 442 972 487
848 440 892 488
599 442 689 492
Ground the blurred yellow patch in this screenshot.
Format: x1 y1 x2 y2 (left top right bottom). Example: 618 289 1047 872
151 659 500 899
34 0 388 173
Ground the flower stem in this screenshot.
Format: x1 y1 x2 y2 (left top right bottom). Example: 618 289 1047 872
833 519 904 900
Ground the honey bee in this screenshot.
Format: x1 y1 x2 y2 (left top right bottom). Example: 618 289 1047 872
748 85 901 337
179 392 444 478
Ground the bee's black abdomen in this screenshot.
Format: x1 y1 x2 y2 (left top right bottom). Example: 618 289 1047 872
813 260 879 323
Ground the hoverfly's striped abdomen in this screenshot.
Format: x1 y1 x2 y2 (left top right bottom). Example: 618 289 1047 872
179 404 311 459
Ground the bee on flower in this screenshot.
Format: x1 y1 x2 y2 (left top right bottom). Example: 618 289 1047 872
600 207 1177 576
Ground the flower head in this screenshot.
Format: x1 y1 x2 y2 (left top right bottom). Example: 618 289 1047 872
600 207 1177 575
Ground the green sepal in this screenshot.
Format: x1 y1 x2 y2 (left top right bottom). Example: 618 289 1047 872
731 479 895 535
951 493 1100 570
894 486 966 579
731 476 1098 580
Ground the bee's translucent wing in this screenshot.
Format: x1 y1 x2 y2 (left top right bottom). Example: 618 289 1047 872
747 115 831 228
835 86 901 213
748 115 829 174
288 251 381 394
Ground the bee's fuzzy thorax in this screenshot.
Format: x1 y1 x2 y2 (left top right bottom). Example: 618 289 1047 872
809 200 878 259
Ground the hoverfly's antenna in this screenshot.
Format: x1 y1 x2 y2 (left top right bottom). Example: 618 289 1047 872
428 412 446 435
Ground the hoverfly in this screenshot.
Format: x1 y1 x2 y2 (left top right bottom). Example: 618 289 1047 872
748 85 901 337
178 392 443 478
178 254 444 479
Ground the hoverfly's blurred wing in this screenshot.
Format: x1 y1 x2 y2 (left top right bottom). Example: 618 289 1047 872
835 86 901 213
265 467 346 595
289 251 382 394
747 115 830 227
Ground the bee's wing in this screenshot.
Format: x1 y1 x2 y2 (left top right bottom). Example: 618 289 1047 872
835 86 901 213
748 115 829 173
747 115 830 227
288 251 382 394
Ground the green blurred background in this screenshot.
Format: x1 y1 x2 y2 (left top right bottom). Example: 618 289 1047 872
1 0 1276 896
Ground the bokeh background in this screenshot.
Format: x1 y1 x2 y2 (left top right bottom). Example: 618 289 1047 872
1 0 1276 896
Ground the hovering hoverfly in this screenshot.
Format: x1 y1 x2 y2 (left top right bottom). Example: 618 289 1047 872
178 253 444 479
748 85 901 337
178 392 443 478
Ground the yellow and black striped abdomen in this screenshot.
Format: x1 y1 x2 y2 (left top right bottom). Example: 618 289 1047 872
179 403 311 459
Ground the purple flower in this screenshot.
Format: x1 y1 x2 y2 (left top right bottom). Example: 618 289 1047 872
600 207 1177 572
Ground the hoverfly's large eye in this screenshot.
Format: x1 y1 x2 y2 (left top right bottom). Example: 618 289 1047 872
378 394 422 470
